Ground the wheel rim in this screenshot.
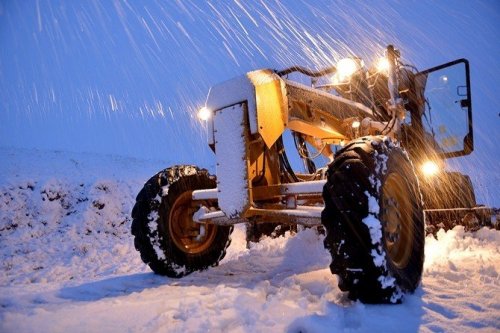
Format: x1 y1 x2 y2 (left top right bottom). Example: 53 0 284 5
168 191 217 254
381 173 414 269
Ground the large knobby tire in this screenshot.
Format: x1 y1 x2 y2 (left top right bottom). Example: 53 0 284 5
131 165 232 277
322 136 425 303
420 171 475 210
420 171 477 233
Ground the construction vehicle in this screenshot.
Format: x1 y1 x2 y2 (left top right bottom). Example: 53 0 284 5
131 45 494 303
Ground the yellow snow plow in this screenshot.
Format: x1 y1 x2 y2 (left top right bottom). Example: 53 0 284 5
131 45 495 303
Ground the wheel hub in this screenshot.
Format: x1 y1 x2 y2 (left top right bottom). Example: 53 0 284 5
168 191 217 254
381 173 414 269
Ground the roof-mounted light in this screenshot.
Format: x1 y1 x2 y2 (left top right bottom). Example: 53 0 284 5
375 56 390 74
332 58 363 85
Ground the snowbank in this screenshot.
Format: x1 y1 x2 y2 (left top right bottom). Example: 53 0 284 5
1 147 499 332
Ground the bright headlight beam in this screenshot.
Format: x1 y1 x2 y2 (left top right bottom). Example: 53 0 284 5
197 107 212 121
336 58 358 81
375 57 390 73
421 160 439 177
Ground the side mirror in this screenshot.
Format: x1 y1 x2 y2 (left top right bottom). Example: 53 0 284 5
416 59 473 158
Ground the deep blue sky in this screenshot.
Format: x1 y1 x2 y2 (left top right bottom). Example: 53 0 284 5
0 0 498 205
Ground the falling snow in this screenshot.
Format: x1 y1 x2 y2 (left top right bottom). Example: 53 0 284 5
0 0 499 331
0 1 498 208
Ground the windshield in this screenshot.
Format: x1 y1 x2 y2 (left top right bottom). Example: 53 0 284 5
418 60 472 157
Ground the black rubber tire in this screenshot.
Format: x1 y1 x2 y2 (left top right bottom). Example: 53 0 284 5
421 171 475 210
131 165 232 277
322 136 425 303
420 172 477 233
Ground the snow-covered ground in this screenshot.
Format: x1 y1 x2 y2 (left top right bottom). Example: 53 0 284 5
1 147 499 332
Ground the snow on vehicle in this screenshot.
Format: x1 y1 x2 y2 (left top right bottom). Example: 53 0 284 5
131 45 493 303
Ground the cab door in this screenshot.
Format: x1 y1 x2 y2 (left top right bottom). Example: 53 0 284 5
416 59 473 158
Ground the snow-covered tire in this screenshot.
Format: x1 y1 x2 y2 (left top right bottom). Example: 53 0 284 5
322 136 424 303
131 165 232 277
421 172 477 233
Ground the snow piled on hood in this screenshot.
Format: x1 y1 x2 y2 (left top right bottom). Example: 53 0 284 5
0 147 499 332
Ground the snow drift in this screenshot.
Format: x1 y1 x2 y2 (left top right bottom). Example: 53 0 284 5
0 147 499 332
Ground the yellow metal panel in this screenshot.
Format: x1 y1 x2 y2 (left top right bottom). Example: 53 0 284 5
247 70 287 148
288 119 346 140
214 103 251 218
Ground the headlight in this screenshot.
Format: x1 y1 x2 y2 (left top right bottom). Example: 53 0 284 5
332 58 362 84
421 160 439 177
197 107 212 121
337 58 358 78
375 56 390 74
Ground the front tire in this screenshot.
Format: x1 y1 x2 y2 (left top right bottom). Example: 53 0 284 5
131 165 232 277
322 137 425 303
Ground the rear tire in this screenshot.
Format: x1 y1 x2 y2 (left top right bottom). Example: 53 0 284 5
322 137 425 303
420 172 477 233
131 165 232 277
